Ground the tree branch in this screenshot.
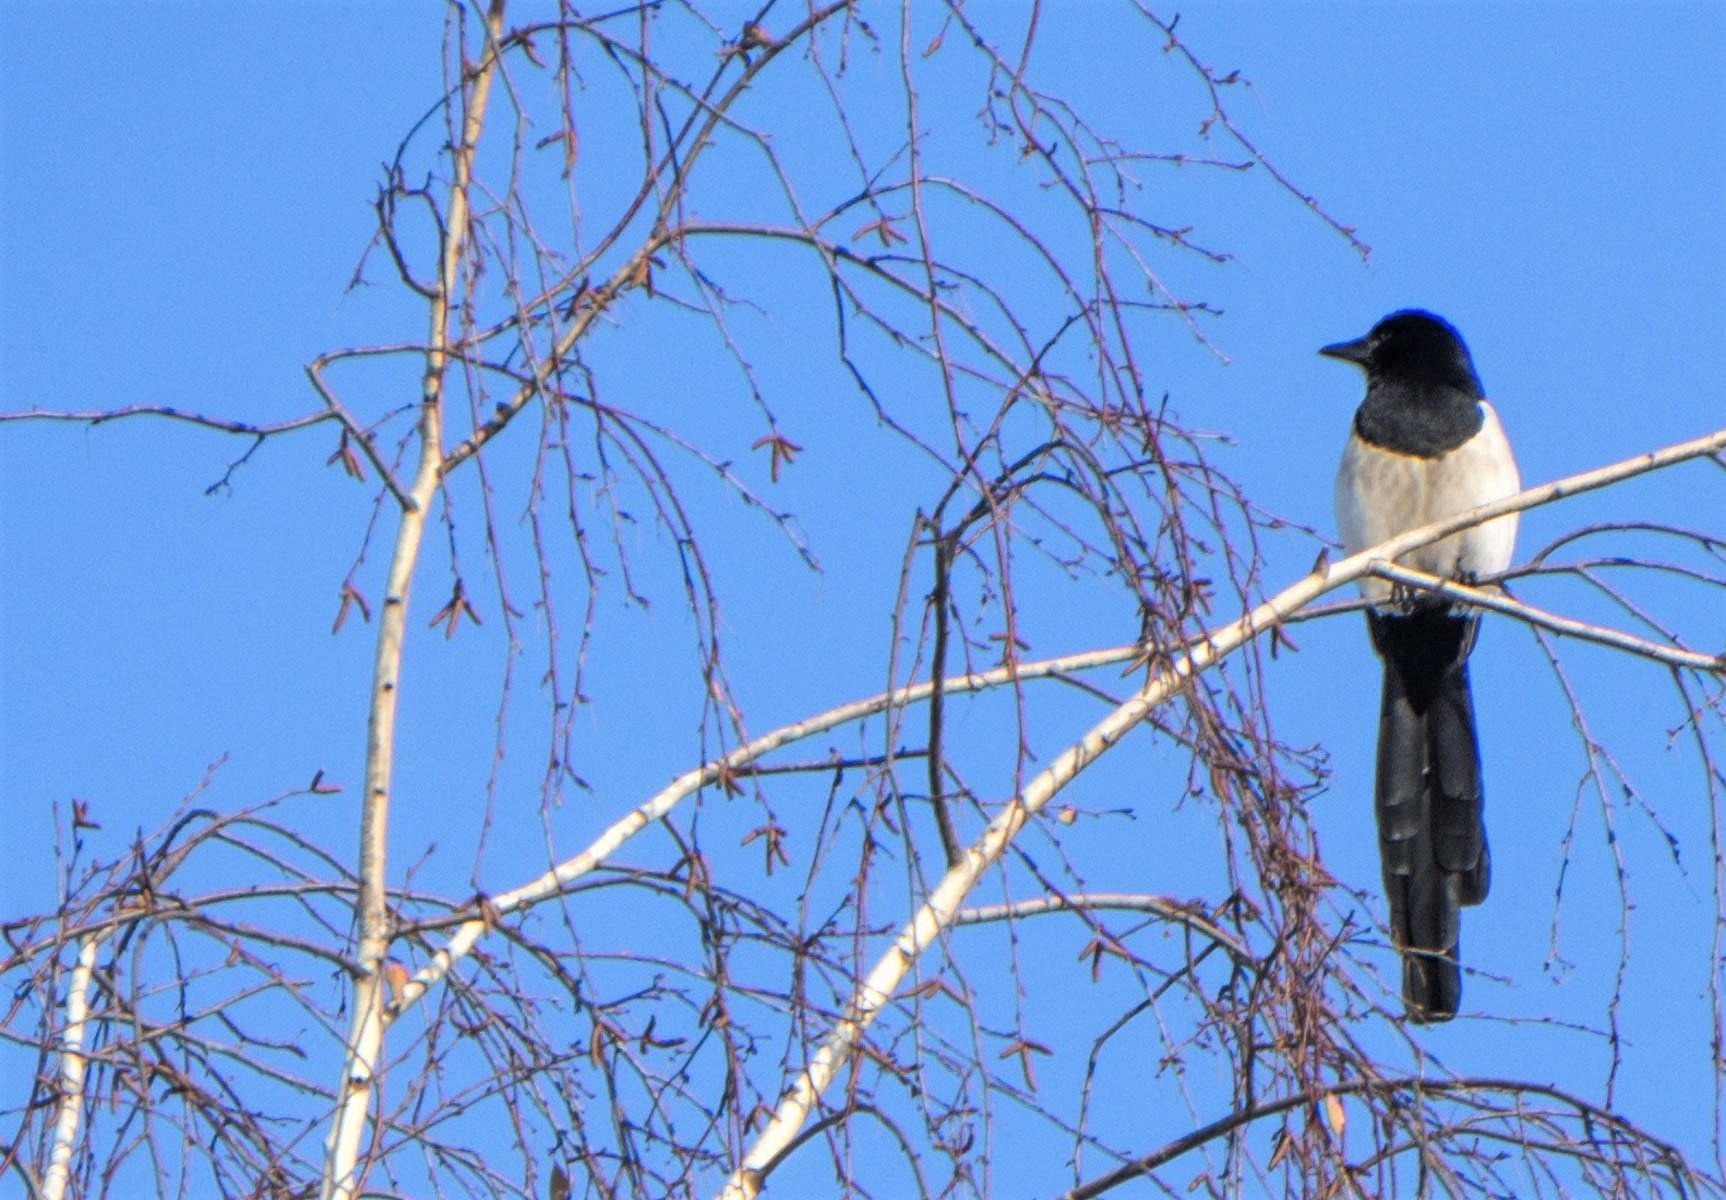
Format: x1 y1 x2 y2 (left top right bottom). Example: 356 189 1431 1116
40 934 102 1200
716 424 1726 1197
318 5 507 1197
1367 561 1724 671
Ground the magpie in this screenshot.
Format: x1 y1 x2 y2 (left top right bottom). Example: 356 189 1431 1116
1321 310 1520 1022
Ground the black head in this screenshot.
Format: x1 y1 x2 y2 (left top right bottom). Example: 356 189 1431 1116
1319 309 1484 399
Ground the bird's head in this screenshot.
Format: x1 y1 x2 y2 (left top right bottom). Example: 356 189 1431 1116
1319 309 1484 398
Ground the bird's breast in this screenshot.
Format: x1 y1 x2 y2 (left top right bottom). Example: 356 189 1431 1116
1335 402 1520 604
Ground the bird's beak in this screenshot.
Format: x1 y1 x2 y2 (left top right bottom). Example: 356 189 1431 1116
1318 335 1371 365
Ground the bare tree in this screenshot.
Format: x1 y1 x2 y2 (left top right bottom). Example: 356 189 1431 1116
5 4 1724 1200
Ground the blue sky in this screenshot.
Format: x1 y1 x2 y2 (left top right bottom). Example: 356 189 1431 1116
3 1 1724 1194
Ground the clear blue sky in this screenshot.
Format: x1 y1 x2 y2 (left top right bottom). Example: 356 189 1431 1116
3 1 1723 1193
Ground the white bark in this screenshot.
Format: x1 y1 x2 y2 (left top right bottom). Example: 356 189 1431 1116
317 5 506 1197
42 933 103 1200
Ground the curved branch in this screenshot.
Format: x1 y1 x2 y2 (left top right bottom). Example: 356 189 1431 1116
1059 1074 1717 1199
383 427 1726 1051
716 425 1726 1197
952 891 1252 965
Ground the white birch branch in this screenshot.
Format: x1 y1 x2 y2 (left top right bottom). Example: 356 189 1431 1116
715 425 1726 1197
389 429 1726 1033
41 933 102 1200
387 642 1141 1015
317 5 506 1197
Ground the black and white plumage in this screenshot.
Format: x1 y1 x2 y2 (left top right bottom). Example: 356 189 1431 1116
1322 310 1520 1022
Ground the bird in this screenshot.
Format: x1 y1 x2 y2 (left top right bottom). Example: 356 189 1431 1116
1321 309 1520 1022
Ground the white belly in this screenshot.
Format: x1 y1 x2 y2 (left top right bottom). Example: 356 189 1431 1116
1335 401 1520 605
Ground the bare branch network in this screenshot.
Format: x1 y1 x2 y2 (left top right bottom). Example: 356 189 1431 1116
5 4 1724 1200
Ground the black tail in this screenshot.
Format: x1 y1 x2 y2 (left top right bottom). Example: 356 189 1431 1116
1368 608 1491 1022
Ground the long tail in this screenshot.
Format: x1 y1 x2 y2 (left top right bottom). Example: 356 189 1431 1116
1368 609 1492 1022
